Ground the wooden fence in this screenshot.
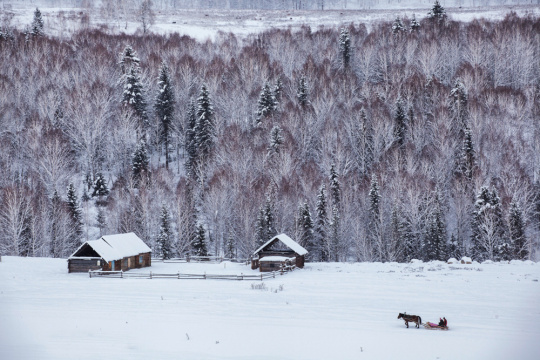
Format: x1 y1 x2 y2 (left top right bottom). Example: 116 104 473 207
89 266 295 280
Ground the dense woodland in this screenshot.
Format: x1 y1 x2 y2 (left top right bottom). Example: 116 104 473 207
1 5 539 262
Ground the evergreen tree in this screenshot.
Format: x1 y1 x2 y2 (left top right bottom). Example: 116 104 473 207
123 66 148 130
273 78 283 104
450 79 469 133
156 205 173 260
447 233 462 260
263 194 277 243
268 125 284 158
424 192 447 261
360 108 374 175
31 8 44 36
428 0 447 22
329 164 341 207
329 205 340 262
192 223 208 256
458 127 477 185
338 27 351 69
92 173 109 198
314 184 329 262
96 207 107 237
225 231 236 259
155 62 175 169
509 201 528 260
368 174 382 261
393 97 407 148
184 99 198 177
298 202 314 258
255 206 267 249
410 14 420 31
392 17 405 35
256 82 276 125
297 74 308 109
195 84 215 163
66 183 83 244
119 45 140 74
50 191 62 258
471 187 507 261
132 139 150 186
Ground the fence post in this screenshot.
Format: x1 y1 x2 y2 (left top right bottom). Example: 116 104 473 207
150 271 152 279
178 271 180 279
261 274 263 281
121 270 123 279
89 270 92 278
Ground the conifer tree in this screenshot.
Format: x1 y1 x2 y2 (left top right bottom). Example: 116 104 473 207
184 99 198 177
225 231 236 259
458 127 476 186
360 108 374 175
156 205 173 260
192 223 208 256
96 207 107 237
424 192 447 261
471 187 507 261
92 173 109 198
314 184 329 262
31 8 44 36
410 14 420 31
393 97 407 148
263 194 277 243
368 174 382 261
119 45 140 74
273 78 283 105
428 0 447 22
132 139 150 186
195 84 215 163
123 66 148 130
50 190 62 258
450 79 469 134
298 202 314 257
297 74 308 109
392 17 405 35
255 207 267 249
268 125 284 158
66 183 83 244
329 205 340 262
338 27 351 69
509 201 528 260
256 82 276 125
329 164 341 207
155 62 175 169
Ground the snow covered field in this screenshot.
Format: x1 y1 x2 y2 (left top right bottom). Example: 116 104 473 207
1 256 539 359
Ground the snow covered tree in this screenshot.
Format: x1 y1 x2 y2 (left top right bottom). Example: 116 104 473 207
329 164 341 207
65 183 83 245
155 62 175 169
123 66 148 131
267 125 284 159
428 1 447 22
393 97 407 148
255 194 277 249
410 14 420 32
132 139 150 186
329 205 340 262
298 201 314 257
424 192 447 261
192 223 208 257
256 82 276 125
195 84 215 165
156 205 173 260
92 173 109 198
457 127 476 185
297 74 309 109
119 45 140 75
314 184 329 262
273 78 283 104
184 99 198 178
338 27 351 69
450 79 469 133
31 8 44 36
96 207 107 237
509 201 528 260
225 231 236 259
138 0 155 34
392 17 405 35
368 174 383 261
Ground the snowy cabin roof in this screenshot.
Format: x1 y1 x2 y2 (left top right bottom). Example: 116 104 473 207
69 233 151 262
253 234 308 256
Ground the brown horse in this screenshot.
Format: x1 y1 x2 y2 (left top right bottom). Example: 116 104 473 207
398 313 422 328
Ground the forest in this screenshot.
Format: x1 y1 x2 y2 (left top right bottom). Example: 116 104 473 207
0 5 539 262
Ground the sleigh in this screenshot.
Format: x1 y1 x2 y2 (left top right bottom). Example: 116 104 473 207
424 322 449 330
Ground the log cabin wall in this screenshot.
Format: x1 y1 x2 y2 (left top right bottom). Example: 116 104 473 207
68 258 104 273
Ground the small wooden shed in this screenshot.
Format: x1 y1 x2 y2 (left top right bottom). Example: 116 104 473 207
251 234 308 272
68 232 151 273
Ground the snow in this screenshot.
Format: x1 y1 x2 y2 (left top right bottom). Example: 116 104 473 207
254 233 308 256
70 233 150 262
1 256 539 360
259 256 295 262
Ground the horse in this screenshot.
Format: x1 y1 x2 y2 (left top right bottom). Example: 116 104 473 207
398 313 422 328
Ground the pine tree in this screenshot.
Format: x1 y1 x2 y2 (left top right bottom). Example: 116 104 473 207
256 82 276 125
329 164 341 207
255 207 267 249
119 45 140 74
263 195 277 243
329 205 340 262
410 14 420 31
184 99 198 178
360 108 374 175
458 127 476 185
192 223 208 256
368 174 382 261
298 202 314 258
132 139 150 186
268 125 284 158
225 231 236 259
195 84 215 163
338 27 351 69
450 79 469 133
96 207 107 237
155 62 175 169
314 184 329 262
393 97 407 148
156 205 173 260
297 74 308 109
424 192 447 261
428 1 447 22
92 173 109 198
31 8 44 36
509 201 528 260
66 183 83 244
273 78 283 105
123 66 148 130
50 191 62 258
392 17 405 35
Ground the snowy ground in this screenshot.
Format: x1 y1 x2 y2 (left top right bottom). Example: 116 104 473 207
3 3 540 41
1 256 539 359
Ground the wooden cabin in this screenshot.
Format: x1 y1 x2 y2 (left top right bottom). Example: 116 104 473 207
68 232 151 273
251 234 308 272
